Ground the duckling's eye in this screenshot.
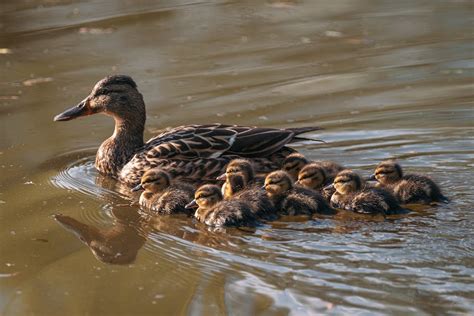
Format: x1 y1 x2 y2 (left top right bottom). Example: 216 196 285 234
284 163 297 170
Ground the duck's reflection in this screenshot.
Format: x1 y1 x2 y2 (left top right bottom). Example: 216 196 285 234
53 207 148 265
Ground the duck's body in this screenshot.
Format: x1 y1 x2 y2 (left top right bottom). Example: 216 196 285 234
133 169 194 215
370 161 447 204
264 171 335 216
188 184 257 227
330 170 406 215
219 159 275 220
54 75 320 187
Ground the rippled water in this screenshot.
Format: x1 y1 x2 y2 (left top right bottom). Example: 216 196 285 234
1 0 473 315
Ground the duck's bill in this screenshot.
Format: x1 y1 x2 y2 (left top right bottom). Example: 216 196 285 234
216 173 226 181
53 100 90 121
366 174 376 181
185 200 197 209
323 184 334 190
131 184 143 192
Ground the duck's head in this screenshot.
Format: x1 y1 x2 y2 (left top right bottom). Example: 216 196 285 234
218 159 254 183
296 163 327 189
369 160 403 184
282 153 309 181
54 75 145 123
186 184 223 211
332 170 362 195
132 169 171 193
264 170 293 197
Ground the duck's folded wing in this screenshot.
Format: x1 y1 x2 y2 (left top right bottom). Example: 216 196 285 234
141 124 320 159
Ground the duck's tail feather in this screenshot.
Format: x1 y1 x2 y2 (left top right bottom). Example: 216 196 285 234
288 126 325 143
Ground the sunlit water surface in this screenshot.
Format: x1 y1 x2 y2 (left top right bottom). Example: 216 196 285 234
1 0 473 315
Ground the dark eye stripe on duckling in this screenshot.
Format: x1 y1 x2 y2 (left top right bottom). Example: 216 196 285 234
375 169 394 175
196 192 215 199
334 177 350 183
300 172 320 179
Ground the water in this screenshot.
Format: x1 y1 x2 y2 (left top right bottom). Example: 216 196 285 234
1 0 473 314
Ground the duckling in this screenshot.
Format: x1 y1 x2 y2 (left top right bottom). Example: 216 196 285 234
217 159 275 219
264 171 335 215
296 163 335 201
330 170 405 215
369 160 447 204
281 153 309 181
54 75 321 187
186 184 257 227
132 169 194 215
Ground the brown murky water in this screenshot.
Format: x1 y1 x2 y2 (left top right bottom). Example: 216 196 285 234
1 0 473 314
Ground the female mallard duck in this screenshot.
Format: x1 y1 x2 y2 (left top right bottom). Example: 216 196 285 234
264 170 335 215
368 160 447 204
217 159 275 220
54 75 320 186
132 169 194 215
330 169 406 215
186 184 257 227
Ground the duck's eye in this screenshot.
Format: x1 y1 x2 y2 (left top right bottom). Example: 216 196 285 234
284 163 296 170
95 89 110 96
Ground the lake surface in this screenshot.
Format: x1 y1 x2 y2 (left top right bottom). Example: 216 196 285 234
1 0 473 314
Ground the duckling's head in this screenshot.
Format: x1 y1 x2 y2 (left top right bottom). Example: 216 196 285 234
333 170 362 195
133 169 171 193
222 159 254 182
193 184 223 209
282 153 309 181
372 160 403 184
297 163 327 190
54 75 145 123
264 170 293 197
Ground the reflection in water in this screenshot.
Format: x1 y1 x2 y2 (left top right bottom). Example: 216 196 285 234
53 208 147 265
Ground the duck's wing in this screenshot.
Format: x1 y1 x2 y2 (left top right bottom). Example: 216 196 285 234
141 124 321 159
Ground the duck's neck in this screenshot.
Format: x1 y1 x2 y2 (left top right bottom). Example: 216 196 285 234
96 116 145 177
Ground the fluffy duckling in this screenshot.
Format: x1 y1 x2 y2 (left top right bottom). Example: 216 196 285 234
186 184 257 227
132 169 194 215
369 160 447 204
218 159 275 219
296 163 336 201
330 170 405 215
264 170 335 215
281 153 309 181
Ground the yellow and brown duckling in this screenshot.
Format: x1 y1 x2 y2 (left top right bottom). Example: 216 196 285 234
264 170 335 216
132 169 194 215
330 169 406 215
296 162 341 201
369 160 447 204
186 184 257 227
217 159 275 220
54 75 320 187
281 153 310 181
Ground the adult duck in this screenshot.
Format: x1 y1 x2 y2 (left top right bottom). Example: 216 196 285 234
54 75 320 186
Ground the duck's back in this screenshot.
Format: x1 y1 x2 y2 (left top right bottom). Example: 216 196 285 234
351 188 406 215
395 174 446 204
234 186 276 220
280 187 335 216
151 189 194 215
203 200 256 227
